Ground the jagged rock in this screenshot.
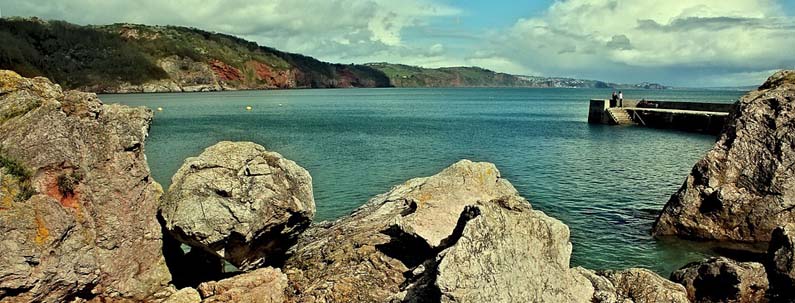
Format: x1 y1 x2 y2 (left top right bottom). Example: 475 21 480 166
0 70 172 302
284 160 681 303
767 224 795 301
160 141 314 271
425 197 594 302
283 160 530 302
671 257 768 303
653 70 795 242
163 287 201 303
576 267 690 303
197 267 287 303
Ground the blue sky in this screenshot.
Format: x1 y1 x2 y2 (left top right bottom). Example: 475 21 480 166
2 0 794 86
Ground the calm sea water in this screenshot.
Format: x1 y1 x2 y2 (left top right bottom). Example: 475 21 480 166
102 87 745 276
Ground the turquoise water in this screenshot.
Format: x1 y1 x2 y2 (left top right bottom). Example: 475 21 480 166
102 88 745 275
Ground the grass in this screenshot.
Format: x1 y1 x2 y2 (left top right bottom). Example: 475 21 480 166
0 149 34 201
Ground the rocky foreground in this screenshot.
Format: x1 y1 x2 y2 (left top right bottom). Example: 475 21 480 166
1 69 795 303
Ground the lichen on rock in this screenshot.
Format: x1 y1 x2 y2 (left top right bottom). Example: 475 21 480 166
0 70 172 302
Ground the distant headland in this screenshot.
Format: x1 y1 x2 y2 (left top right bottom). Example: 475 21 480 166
0 17 668 93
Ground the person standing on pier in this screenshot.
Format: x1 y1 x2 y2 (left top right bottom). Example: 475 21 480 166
611 91 618 107
618 91 624 107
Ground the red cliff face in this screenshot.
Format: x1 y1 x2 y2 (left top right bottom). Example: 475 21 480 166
246 60 296 89
210 60 242 82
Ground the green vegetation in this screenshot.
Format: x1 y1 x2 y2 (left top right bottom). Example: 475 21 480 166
0 18 391 90
56 171 83 196
0 149 35 201
0 18 168 89
366 63 530 87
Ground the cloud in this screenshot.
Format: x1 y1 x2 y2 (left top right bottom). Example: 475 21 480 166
497 0 795 85
1 0 793 86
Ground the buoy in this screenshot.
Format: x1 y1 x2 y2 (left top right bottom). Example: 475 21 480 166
245 106 252 111
157 107 163 112
278 103 283 107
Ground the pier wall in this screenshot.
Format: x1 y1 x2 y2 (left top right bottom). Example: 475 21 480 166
588 99 736 135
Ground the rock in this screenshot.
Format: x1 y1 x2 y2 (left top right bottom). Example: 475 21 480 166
671 257 768 303
426 196 595 302
163 287 201 303
160 141 314 271
576 267 690 303
283 160 530 302
652 70 795 242
197 267 287 303
767 224 795 301
598 268 690 303
284 160 678 303
0 70 172 301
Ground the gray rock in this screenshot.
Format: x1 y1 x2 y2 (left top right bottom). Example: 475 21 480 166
431 197 594 303
160 141 314 271
671 257 768 303
653 70 795 242
197 267 287 303
284 160 680 303
283 160 528 302
0 70 172 302
767 224 795 301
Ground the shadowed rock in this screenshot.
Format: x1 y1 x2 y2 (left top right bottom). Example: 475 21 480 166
160 141 314 271
653 70 795 242
767 224 795 301
671 257 768 303
0 70 172 302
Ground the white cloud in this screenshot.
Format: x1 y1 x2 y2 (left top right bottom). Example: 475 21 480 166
498 0 795 85
2 0 793 86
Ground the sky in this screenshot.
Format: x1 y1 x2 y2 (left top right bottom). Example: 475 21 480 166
1 0 794 87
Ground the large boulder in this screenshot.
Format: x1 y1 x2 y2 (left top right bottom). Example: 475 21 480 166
767 224 795 301
283 160 679 303
671 257 768 303
0 70 172 302
653 70 795 242
160 141 314 271
417 197 594 302
283 160 528 302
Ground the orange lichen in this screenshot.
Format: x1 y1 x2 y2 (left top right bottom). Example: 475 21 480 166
45 177 80 209
417 192 433 204
1 177 21 210
34 214 49 245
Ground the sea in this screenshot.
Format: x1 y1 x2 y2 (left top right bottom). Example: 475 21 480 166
102 87 746 276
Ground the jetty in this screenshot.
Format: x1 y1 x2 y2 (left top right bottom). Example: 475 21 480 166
588 99 735 134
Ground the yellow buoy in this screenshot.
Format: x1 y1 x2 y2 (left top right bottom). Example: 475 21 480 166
157 107 163 112
245 106 252 111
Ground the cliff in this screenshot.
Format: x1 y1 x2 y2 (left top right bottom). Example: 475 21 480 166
0 70 172 302
652 70 795 242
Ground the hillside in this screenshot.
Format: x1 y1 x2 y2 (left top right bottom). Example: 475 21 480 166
0 18 668 92
365 63 530 87
368 63 668 89
0 18 390 92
